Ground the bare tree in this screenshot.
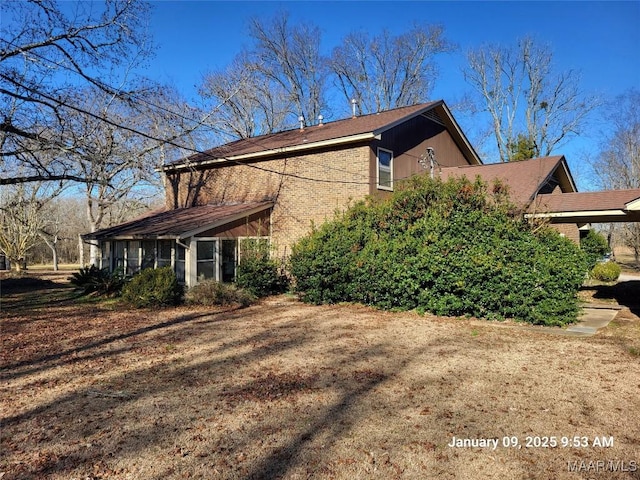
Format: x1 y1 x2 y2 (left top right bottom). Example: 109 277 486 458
591 90 640 191
0 182 63 270
249 13 327 126
60 85 194 262
590 89 640 263
463 37 599 162
0 0 152 185
330 25 452 115
200 51 290 139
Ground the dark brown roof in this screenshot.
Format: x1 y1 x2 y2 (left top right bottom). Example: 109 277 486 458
533 189 640 213
84 201 273 240
439 156 576 206
164 101 481 170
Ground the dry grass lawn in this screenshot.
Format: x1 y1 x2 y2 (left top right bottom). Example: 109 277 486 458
1 273 639 480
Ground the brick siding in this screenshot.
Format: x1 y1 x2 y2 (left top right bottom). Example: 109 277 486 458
166 145 371 258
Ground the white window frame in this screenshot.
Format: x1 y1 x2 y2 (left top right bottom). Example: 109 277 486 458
195 238 219 282
189 236 272 286
377 147 394 191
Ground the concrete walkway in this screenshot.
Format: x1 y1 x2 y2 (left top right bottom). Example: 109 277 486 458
524 304 622 337
563 304 622 336
525 272 639 337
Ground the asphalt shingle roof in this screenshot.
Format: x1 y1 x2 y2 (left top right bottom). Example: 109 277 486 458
534 189 640 213
439 156 570 206
167 102 443 167
84 201 273 240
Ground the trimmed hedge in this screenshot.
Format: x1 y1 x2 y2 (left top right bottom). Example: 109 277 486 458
590 262 621 282
290 176 588 326
121 266 183 308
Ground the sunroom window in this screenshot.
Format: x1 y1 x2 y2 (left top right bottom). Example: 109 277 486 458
196 240 217 280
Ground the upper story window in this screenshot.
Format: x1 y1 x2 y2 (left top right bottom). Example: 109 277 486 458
377 148 393 191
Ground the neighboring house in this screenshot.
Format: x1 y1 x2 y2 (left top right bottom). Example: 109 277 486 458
85 101 482 287
85 100 640 287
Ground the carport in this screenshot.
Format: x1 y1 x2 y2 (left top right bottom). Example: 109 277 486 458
526 189 640 224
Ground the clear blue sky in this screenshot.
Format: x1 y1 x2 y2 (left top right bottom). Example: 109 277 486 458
145 1 640 188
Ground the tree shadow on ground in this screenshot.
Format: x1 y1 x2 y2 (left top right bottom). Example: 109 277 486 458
0 276 65 295
586 280 640 317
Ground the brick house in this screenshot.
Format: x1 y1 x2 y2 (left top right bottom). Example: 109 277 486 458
86 101 483 286
85 100 640 287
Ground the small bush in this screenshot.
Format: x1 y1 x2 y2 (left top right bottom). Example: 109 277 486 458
185 280 255 307
590 262 621 282
121 267 182 308
581 230 610 270
69 265 124 296
236 239 289 297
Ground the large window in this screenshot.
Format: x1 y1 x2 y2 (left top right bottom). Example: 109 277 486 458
141 240 156 270
127 241 140 275
221 239 237 283
113 241 126 272
175 244 186 283
194 237 268 284
196 240 217 280
377 148 393 190
157 240 172 268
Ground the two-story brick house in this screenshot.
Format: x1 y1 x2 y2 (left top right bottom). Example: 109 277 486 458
86 101 483 286
85 100 640 287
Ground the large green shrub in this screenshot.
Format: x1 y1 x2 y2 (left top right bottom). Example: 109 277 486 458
121 266 182 308
580 230 610 270
185 279 255 307
290 176 588 326
235 239 289 297
590 262 621 282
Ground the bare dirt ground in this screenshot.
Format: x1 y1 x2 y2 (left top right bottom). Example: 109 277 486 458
1 272 639 480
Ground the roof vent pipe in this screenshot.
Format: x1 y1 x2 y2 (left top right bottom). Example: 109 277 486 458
298 115 304 131
351 98 357 118
318 114 324 126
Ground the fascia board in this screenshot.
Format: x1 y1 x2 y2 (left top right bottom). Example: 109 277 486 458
525 209 626 219
163 133 377 172
625 197 640 210
438 102 484 166
371 101 444 137
558 159 578 193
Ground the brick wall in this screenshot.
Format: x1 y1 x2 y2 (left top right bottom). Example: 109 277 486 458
541 185 581 244
165 144 371 258
550 222 581 243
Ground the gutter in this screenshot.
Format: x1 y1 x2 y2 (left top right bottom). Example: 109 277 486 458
525 209 627 219
163 132 379 172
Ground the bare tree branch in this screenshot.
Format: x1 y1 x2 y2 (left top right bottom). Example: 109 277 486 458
463 37 599 162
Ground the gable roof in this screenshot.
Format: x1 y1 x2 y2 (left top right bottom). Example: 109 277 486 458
439 156 577 206
164 101 482 171
83 201 273 241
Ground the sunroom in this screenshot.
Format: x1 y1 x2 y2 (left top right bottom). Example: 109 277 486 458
83 202 273 288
